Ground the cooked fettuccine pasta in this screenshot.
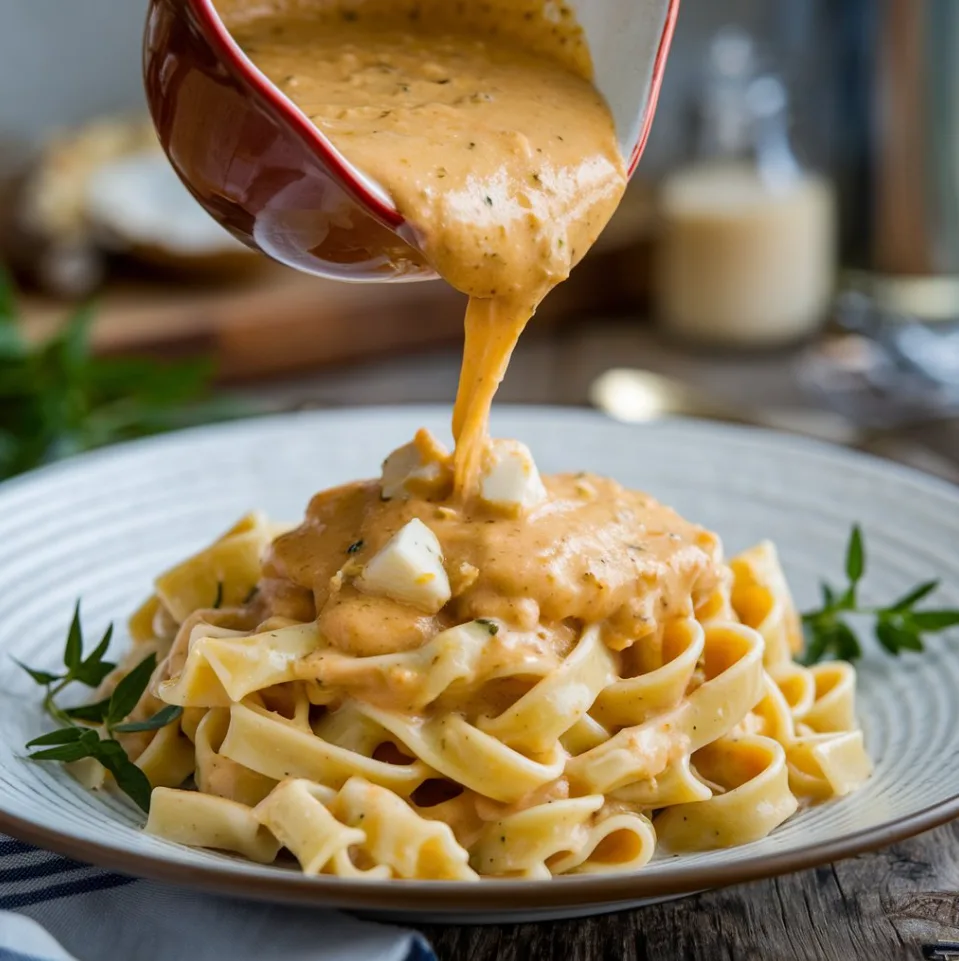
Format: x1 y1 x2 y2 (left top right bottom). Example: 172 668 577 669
84 431 871 881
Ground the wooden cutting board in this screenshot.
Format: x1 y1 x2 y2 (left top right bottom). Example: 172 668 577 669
19 184 654 382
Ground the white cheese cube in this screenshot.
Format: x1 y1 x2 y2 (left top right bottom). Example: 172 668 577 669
355 518 451 613
479 440 547 513
380 432 450 500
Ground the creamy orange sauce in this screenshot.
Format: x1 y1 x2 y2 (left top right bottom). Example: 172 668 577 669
261 461 723 708
222 0 627 494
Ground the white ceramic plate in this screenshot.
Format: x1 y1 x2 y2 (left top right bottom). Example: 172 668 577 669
0 407 957 922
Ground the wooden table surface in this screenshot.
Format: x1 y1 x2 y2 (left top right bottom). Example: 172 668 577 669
417 821 959 961
241 321 959 961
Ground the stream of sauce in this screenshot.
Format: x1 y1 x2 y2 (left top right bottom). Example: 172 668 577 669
223 0 627 494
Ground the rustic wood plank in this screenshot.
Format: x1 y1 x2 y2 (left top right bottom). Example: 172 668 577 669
416 820 959 961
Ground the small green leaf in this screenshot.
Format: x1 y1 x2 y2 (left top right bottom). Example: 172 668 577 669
28 742 96 763
836 585 857 612
801 525 951 665
64 697 111 724
876 620 923 656
800 620 830 665
0 278 230 483
347 540 365 554
887 580 940 613
474 618 499 636
832 621 863 661
0 323 24 361
93 740 152 813
845 525 865 584
13 660 61 686
212 581 224 610
106 654 157 727
74 659 116 689
0 267 25 360
88 355 214 409
908 610 959 632
56 301 95 376
801 616 862 664
0 265 17 321
63 601 84 673
113 705 183 734
73 623 115 687
874 620 898 656
897 631 924 652
26 728 84 748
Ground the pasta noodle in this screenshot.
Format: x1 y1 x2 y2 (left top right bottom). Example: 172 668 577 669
86 429 871 881
146 788 281 864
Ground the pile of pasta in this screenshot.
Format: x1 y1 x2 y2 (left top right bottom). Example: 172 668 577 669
89 505 871 882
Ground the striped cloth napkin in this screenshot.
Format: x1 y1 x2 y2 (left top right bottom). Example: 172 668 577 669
0 838 436 961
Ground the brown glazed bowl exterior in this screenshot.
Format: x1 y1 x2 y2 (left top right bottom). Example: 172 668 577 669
143 0 433 281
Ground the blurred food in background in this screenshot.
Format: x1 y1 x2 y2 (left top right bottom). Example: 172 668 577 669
0 115 256 298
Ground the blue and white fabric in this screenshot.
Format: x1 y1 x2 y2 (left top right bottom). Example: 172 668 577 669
0 838 436 961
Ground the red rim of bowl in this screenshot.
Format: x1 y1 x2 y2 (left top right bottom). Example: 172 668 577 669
629 0 680 176
186 0 679 215
189 0 406 229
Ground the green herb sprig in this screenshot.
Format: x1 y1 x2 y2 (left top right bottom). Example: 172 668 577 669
0 267 243 481
17 602 182 812
801 525 959 664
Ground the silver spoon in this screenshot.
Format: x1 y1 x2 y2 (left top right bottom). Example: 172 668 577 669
589 368 959 482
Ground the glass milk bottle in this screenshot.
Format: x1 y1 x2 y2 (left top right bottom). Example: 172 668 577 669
654 31 837 348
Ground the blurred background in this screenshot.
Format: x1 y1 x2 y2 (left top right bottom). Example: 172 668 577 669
1 0 958 481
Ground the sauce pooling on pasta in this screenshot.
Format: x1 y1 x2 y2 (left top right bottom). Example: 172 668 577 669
222 0 627 494
263 444 724 679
